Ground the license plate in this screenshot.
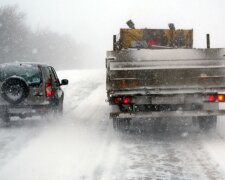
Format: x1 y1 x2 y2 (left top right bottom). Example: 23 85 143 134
152 96 184 104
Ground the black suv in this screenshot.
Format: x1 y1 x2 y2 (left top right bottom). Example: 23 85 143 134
0 63 68 122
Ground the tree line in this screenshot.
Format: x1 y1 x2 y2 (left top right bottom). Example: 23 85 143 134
0 5 82 70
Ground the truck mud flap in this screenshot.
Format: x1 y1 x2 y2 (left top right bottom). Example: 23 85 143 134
110 110 225 119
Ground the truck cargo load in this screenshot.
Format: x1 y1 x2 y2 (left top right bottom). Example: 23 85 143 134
119 28 193 49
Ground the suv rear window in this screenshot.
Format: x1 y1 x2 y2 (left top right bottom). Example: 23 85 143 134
0 64 42 84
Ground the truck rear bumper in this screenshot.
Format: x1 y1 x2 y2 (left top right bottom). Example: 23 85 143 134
0 104 54 117
110 110 225 119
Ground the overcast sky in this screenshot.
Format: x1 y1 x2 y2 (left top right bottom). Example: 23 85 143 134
1 0 225 68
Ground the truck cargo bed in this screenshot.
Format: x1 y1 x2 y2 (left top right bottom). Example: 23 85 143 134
106 49 225 92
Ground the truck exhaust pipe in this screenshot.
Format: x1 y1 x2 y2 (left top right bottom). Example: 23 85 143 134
113 35 117 51
207 34 210 49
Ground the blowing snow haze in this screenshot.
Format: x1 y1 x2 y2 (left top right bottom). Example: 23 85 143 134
0 0 225 69
2 1 225 180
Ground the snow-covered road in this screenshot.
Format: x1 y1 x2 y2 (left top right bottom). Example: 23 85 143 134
1 70 225 180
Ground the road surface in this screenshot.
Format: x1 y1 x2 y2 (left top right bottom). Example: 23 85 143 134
1 70 225 180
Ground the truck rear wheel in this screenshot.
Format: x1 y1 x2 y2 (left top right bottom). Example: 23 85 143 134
153 118 167 132
113 118 131 131
198 116 217 131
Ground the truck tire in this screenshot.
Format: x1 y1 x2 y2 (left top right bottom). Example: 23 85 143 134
198 116 217 131
192 117 198 127
153 118 167 132
113 118 131 131
1 76 29 105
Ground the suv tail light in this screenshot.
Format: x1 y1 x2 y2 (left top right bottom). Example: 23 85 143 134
113 97 131 104
122 97 130 104
207 94 225 102
45 83 53 97
113 97 122 104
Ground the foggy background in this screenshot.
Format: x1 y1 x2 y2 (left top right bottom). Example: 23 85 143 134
0 0 225 70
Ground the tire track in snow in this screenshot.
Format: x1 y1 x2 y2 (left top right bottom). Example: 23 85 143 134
116 123 225 180
202 125 225 178
0 119 52 168
184 134 224 180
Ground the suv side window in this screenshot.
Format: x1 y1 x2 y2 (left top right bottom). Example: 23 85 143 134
43 67 51 82
48 67 60 86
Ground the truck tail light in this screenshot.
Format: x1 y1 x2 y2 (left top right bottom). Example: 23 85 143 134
207 94 225 102
208 95 216 102
113 97 131 104
217 94 225 102
45 83 53 97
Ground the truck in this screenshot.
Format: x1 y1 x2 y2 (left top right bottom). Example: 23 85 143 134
106 22 225 131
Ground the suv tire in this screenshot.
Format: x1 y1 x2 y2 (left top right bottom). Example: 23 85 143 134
1 76 29 104
1 108 10 123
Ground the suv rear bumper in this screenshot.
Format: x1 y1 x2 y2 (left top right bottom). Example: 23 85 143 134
0 104 55 117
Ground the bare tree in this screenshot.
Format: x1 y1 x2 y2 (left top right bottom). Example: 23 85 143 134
0 5 80 69
0 6 30 62
30 30 79 69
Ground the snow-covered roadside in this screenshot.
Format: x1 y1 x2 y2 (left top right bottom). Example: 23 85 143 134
57 69 104 112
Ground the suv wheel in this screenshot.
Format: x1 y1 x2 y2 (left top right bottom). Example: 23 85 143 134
52 102 63 116
56 103 63 115
1 109 10 123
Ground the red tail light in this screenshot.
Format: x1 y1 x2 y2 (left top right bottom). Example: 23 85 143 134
207 94 225 102
113 97 122 104
122 97 130 104
45 83 53 97
113 97 131 104
218 94 225 102
208 95 216 102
